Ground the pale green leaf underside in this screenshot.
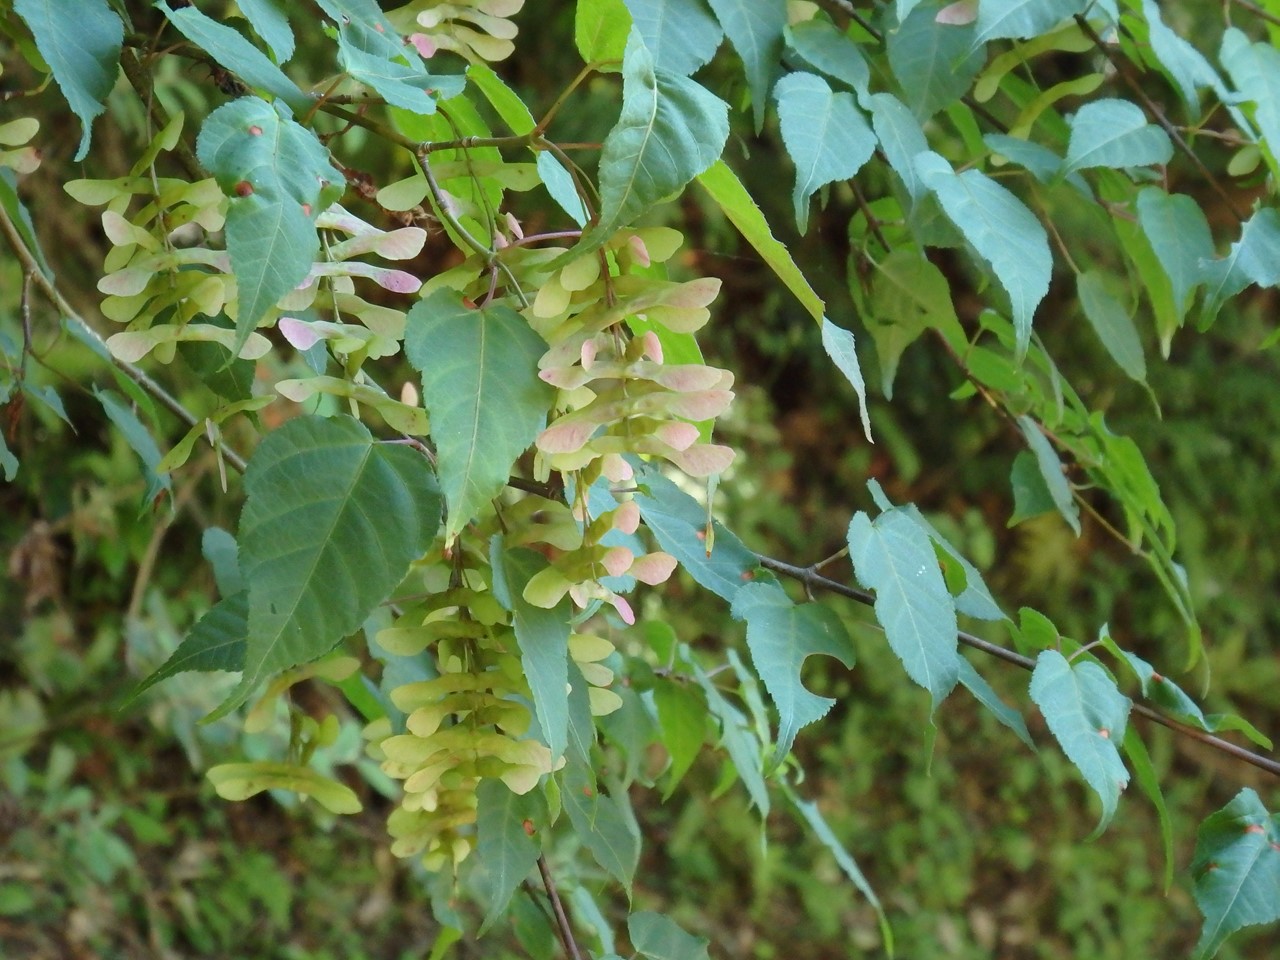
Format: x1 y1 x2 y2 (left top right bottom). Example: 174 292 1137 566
237 0 295 62
14 0 123 160
975 0 1089 45
1135 187 1212 321
819 319 873 442
1017 415 1080 534
706 0 786 131
210 415 441 720
629 911 711 960
1191 788 1280 960
405 289 552 542
1065 99 1173 173
786 18 870 98
915 151 1051 356
848 508 959 708
775 71 876 234
731 580 856 766
1077 270 1147 384
622 0 722 75
1029 650 1131 833
888 2 984 119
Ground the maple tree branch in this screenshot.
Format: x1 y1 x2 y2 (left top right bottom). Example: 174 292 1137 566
538 855 584 960
754 554 1280 779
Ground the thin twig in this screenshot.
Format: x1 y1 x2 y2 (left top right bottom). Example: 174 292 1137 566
0 199 248 474
753 554 1280 779
1231 0 1280 29
537 855 583 960
1074 15 1247 223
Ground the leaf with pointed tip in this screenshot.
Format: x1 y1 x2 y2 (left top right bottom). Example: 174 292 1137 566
207 415 441 721
1017 416 1080 534
14 0 122 160
775 72 875 233
782 781 893 953
693 661 769 814
1190 788 1280 960
1065 99 1173 173
493 544 571 761
731 581 855 767
196 98 343 356
1077 270 1147 385
1220 27 1280 153
475 780 545 933
621 0 722 74
158 1 308 113
915 152 1051 357
865 249 958 399
1029 649 1131 833
957 656 1033 748
653 679 707 798
404 289 552 542
848 508 960 708
127 591 248 703
629 461 757 603
629 912 710 960
237 0 295 62
785 18 870 98
695 160 824 323
331 13 463 115
1142 0 1221 115
574 31 728 262
820 319 873 441
1199 208 1280 326
868 93 929 201
1136 187 1212 323
888 2 984 119
562 760 640 892
537 152 588 225
706 0 785 131
974 0 1088 45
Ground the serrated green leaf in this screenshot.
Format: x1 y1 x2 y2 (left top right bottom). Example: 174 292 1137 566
1029 649 1131 833
475 779 544 933
819 319 873 441
1220 27 1280 156
629 460 757 602
208 415 441 721
157 1 308 114
1142 0 1221 115
1017 415 1080 534
706 0 785 131
867 93 929 202
94 387 172 509
888 2 984 119
207 762 362 813
494 544 571 761
695 160 824 323
781 781 892 954
404 288 551 542
915 152 1051 358
848 508 959 708
693 659 769 814
776 71 875 234
332 13 463 115
0 431 17 481
576 31 728 260
562 760 640 892
237 0 295 62
731 581 855 767
1135 186 1212 323
126 591 248 704
629 911 710 960
1064 99 1173 173
1199 207 1280 327
785 18 870 98
974 0 1088 45
577 0 632 64
866 249 958 398
653 679 706 798
1191 788 1280 960
1077 270 1147 384
1008 450 1057 525
1122 725 1174 891
985 133 1093 195
13 0 122 160
621 0 722 75
196 98 343 356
